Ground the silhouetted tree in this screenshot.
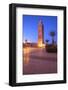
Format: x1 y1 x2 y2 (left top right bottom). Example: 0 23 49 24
50 31 55 45
46 40 49 44
25 40 27 43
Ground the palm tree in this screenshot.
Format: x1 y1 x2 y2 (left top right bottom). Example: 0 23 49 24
46 40 49 45
50 31 55 45
25 39 27 43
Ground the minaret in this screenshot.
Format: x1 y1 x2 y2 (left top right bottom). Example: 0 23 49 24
38 20 44 47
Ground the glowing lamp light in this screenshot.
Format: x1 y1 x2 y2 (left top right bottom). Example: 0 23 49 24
38 43 45 48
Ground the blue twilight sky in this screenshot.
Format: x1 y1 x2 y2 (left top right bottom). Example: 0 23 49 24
22 15 57 44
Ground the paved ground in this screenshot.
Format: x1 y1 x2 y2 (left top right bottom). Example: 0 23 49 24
23 47 57 75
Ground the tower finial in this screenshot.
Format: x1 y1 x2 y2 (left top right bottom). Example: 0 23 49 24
38 20 43 25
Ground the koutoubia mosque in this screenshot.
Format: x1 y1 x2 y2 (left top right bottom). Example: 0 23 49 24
24 20 45 48
38 20 45 48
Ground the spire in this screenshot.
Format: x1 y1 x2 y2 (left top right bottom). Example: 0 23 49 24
38 20 43 25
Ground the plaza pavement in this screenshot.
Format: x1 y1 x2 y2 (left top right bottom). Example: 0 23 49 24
23 47 57 75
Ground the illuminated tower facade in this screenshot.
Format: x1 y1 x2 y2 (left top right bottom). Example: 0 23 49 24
38 20 44 47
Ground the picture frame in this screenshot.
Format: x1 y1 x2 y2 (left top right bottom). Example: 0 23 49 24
9 3 66 86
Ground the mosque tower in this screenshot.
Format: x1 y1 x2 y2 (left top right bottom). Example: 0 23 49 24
38 20 44 47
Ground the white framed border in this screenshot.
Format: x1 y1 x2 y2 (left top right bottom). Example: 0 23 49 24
16 7 64 83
